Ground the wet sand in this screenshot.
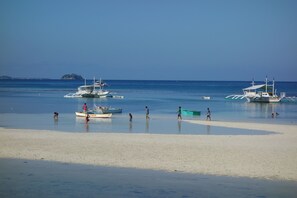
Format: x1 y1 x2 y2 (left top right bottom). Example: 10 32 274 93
1 158 296 198
0 120 297 181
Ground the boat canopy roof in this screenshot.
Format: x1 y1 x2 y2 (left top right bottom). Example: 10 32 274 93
79 84 103 89
243 84 266 91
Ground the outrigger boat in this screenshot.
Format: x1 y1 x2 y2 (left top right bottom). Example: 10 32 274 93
64 78 122 98
75 112 112 118
226 77 285 103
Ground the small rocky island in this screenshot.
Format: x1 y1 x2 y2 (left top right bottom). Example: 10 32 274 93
61 73 84 80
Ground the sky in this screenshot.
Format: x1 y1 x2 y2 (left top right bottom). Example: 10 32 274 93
0 0 297 81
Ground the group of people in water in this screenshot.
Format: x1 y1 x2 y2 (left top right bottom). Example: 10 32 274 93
53 103 212 124
54 102 281 126
80 103 211 123
272 112 279 118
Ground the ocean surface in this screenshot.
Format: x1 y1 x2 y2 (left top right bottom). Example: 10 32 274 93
0 79 296 134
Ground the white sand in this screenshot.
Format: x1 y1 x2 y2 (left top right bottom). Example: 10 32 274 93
0 120 297 181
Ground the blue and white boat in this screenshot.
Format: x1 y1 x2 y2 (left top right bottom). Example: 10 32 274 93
226 77 285 103
64 78 113 98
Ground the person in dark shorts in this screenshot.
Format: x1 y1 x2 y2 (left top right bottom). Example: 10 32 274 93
177 106 182 120
54 112 59 120
206 108 211 121
129 113 133 122
145 106 150 119
85 114 90 123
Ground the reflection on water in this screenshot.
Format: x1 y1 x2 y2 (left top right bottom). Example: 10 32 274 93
54 118 58 125
242 103 280 118
145 119 149 133
206 125 211 134
75 117 112 124
85 123 89 132
129 121 133 132
177 120 182 133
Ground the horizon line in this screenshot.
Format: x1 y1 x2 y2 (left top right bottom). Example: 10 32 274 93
1 76 296 82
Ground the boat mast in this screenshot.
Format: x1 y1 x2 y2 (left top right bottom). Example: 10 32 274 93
99 78 102 91
265 76 268 93
272 78 275 96
93 77 96 92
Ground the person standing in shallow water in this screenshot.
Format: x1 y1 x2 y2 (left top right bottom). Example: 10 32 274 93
82 103 88 113
85 114 90 124
129 113 133 122
177 106 182 120
53 112 59 120
206 108 211 121
145 106 150 119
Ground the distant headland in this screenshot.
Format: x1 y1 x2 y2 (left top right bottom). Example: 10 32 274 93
0 73 84 80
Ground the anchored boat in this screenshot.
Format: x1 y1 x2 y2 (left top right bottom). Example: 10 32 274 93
64 78 123 98
226 77 285 103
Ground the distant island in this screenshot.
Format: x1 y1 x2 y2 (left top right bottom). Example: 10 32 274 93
0 74 84 80
61 73 84 80
0 75 13 80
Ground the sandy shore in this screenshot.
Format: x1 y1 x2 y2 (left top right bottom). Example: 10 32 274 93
1 120 297 181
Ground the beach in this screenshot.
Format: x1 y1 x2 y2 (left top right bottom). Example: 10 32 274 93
1 120 297 181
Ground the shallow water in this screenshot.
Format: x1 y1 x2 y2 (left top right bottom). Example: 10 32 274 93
0 113 273 135
0 79 296 134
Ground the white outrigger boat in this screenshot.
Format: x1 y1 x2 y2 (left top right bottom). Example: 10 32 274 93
64 78 110 98
226 77 285 103
75 112 112 118
64 78 123 98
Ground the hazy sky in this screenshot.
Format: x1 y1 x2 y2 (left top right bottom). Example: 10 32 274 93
1 0 297 81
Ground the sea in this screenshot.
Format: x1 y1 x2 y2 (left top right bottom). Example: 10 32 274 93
0 79 296 134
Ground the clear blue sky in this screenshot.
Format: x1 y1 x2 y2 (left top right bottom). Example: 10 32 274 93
1 0 297 81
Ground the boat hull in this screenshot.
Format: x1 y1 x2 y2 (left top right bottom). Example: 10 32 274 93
94 106 122 114
102 108 122 114
81 93 111 98
246 96 281 103
181 109 201 116
75 112 112 118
